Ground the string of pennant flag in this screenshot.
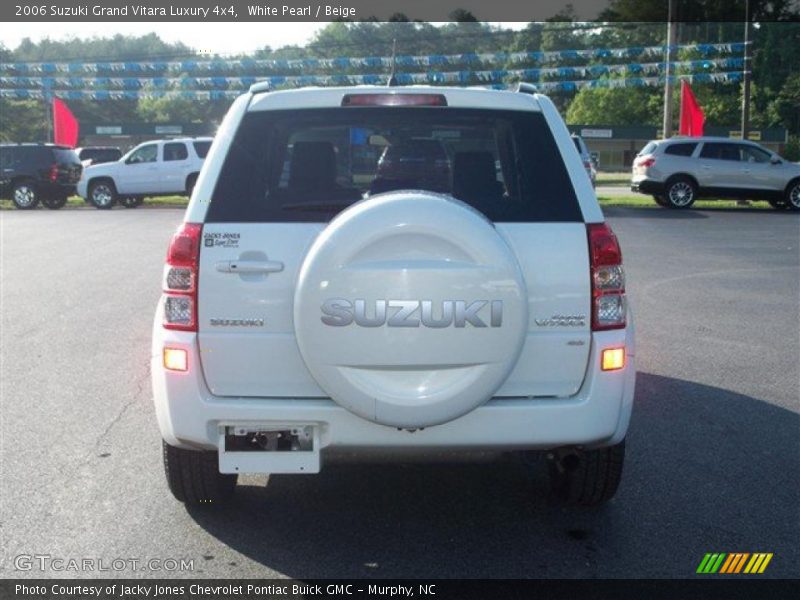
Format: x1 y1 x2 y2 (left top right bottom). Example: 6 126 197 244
0 58 745 91
0 72 746 100
0 42 749 74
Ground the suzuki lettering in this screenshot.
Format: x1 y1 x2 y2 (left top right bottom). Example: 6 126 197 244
320 299 504 328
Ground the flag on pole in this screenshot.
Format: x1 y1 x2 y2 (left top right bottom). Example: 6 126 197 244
679 80 705 136
52 98 79 147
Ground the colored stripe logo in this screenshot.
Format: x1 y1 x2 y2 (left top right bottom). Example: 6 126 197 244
697 553 773 574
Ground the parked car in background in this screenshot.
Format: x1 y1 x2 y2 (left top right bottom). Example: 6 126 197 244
572 134 596 188
631 137 800 210
75 146 123 168
0 143 82 209
77 137 212 209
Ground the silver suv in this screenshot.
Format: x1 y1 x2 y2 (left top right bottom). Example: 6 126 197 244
631 137 800 210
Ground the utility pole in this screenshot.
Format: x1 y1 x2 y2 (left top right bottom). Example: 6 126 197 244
662 0 678 139
740 0 752 140
44 83 52 143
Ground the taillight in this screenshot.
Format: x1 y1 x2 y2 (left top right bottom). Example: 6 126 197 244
635 155 656 168
587 223 626 331
341 93 447 107
162 222 202 331
49 163 59 182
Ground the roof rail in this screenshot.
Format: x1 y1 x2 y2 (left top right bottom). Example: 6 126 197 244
515 82 538 95
249 81 272 94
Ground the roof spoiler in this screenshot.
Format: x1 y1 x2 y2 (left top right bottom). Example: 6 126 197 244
515 82 538 95
249 81 272 95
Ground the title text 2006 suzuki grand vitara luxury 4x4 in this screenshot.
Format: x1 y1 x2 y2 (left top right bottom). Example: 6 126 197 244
152 84 635 507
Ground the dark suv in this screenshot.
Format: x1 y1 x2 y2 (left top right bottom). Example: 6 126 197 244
0 144 83 209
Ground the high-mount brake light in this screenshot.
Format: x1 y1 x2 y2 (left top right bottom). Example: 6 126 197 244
162 223 202 331
341 93 448 107
587 223 626 331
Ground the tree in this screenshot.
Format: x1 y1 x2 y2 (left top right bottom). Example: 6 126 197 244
566 86 662 125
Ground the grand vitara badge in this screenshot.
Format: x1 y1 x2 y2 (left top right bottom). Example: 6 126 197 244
320 299 503 328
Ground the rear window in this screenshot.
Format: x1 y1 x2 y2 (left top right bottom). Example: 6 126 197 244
79 148 121 162
664 142 697 157
193 141 212 158
52 148 80 164
206 108 581 223
639 142 657 156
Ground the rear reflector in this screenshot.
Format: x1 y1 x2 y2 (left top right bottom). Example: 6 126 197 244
601 348 625 371
163 347 188 372
341 93 447 107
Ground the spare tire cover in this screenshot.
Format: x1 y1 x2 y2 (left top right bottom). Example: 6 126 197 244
294 192 528 428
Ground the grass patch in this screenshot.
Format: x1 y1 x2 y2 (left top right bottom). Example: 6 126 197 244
598 196 774 210
596 172 631 186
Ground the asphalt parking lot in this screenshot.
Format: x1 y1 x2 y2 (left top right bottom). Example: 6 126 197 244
1 207 798 579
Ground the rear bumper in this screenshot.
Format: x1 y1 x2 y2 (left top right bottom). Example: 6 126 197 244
631 179 664 195
152 316 636 469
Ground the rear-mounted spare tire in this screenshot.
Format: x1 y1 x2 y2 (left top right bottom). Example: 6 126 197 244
293 191 528 429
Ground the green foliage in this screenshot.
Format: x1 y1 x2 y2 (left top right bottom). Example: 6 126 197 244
566 86 662 126
783 135 800 161
0 99 47 142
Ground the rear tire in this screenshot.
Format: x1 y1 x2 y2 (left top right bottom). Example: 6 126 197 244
120 196 143 208
653 194 669 207
12 180 39 209
547 440 625 506
42 195 68 210
768 199 788 210
663 177 697 209
185 174 198 198
162 441 237 505
786 179 800 212
89 179 117 210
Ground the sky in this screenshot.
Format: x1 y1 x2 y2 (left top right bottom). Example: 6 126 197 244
2 22 528 56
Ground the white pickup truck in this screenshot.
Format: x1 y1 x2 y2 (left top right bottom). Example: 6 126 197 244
77 137 212 209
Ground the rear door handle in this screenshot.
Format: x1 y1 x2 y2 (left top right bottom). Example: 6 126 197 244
216 260 284 274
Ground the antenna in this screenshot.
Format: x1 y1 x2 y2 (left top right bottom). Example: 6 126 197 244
387 38 398 87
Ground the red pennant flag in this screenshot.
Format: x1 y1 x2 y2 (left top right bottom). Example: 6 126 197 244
679 81 705 137
52 98 79 147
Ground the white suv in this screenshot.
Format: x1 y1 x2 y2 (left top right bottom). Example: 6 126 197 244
77 137 212 209
152 85 635 507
